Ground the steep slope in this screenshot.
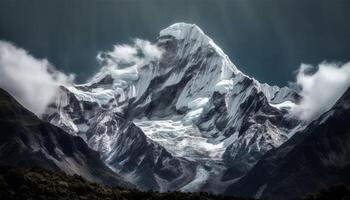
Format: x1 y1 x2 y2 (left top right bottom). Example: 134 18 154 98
45 23 302 192
0 88 130 188
225 88 350 200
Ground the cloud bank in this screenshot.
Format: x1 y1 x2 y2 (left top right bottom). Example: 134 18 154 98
292 61 350 121
0 40 74 117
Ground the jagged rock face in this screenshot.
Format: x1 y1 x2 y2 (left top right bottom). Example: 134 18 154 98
225 88 350 200
0 88 130 188
85 111 197 191
45 23 302 192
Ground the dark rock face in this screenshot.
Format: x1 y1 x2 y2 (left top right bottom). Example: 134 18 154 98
0 88 130 188
225 88 350 200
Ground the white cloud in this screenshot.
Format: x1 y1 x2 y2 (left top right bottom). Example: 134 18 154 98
103 44 139 65
93 39 163 86
292 61 350 121
0 40 74 117
134 38 163 60
96 38 163 68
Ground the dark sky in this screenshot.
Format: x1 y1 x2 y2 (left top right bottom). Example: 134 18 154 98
0 0 349 86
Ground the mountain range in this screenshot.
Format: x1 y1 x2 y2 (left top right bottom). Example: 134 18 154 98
0 23 349 200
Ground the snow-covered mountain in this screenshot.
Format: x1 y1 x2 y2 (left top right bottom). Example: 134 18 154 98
44 23 302 192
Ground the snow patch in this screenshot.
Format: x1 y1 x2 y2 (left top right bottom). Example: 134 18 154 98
187 97 210 110
270 100 296 110
215 79 234 94
180 166 209 192
255 184 268 199
182 97 210 125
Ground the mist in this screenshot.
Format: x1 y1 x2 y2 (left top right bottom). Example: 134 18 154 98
0 40 74 117
292 61 350 121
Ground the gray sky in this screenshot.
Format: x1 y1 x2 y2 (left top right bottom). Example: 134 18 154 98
1 0 349 86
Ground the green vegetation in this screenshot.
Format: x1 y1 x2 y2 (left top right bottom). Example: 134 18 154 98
0 165 255 200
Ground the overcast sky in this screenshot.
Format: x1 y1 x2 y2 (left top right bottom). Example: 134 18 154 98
1 0 350 86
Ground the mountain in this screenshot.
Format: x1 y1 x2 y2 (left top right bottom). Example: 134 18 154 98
0 88 130 188
224 87 350 200
44 23 302 192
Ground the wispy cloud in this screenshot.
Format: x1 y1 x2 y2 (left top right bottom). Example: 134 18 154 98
96 38 163 68
0 40 74 117
292 61 350 121
93 38 163 85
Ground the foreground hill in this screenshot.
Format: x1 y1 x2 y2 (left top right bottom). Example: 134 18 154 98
0 165 348 200
0 165 254 200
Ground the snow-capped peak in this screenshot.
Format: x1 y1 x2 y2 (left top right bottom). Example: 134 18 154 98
159 22 240 76
159 23 205 40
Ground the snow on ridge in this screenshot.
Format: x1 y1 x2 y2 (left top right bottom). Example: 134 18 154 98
159 23 205 40
75 22 292 108
159 22 298 105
